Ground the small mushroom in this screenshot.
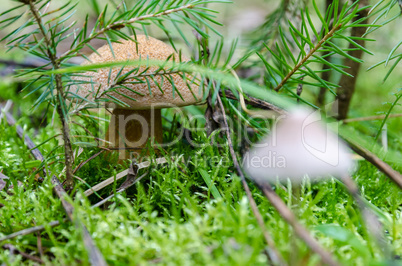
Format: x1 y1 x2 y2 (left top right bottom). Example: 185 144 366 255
72 35 203 159
243 108 355 184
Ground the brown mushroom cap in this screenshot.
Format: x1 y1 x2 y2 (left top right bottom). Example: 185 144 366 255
74 35 203 109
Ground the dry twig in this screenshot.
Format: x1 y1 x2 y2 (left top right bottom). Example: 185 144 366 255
92 171 147 208
0 220 63 243
341 176 390 256
83 157 167 197
27 0 75 190
256 182 338 266
216 95 338 266
2 244 44 264
73 150 104 174
343 138 402 189
215 95 286 266
0 106 107 266
220 89 286 115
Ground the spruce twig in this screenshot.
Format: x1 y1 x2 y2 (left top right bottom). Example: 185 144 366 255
60 3 205 60
26 0 75 190
273 24 342 92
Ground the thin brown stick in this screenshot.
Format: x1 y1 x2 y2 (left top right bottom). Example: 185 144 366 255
220 89 286 115
218 94 339 265
2 244 44 264
0 220 62 243
216 95 287 266
92 171 148 209
27 0 74 190
0 159 164 242
342 137 402 189
73 150 104 174
0 107 107 266
35 222 44 258
256 182 338 266
342 113 402 123
216 96 337 265
50 176 106 266
341 176 389 256
274 24 342 92
83 157 167 197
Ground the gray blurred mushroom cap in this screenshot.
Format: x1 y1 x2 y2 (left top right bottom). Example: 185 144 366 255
243 108 355 184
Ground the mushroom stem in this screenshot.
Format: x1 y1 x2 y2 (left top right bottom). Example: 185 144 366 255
107 108 163 160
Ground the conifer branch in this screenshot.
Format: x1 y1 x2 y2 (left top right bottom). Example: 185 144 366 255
59 3 197 60
274 23 342 92
27 0 75 190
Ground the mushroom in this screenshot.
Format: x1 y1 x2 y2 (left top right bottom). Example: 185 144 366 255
243 108 355 184
73 35 203 159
